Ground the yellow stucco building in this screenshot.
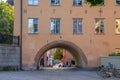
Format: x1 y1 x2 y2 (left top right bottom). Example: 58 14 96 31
14 0 120 70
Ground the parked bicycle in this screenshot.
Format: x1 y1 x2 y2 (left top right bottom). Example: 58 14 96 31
96 63 120 78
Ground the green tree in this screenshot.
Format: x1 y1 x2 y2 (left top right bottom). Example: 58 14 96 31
85 0 104 6
53 48 63 60
0 2 14 35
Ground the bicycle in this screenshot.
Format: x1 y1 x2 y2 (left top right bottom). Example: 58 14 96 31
96 65 109 78
96 63 120 78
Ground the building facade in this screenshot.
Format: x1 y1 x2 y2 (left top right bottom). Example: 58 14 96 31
14 0 120 70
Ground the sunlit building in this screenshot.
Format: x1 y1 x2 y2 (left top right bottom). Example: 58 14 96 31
14 0 120 70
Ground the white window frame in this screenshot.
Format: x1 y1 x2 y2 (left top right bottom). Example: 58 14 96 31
28 0 39 5
73 0 82 6
28 18 39 34
94 18 105 34
50 18 61 34
73 18 83 34
115 0 120 5
51 0 60 6
115 19 120 34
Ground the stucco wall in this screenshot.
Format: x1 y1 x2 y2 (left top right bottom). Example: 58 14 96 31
101 57 120 69
0 45 20 69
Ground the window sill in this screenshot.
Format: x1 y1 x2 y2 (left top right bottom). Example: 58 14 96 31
28 33 39 35
50 33 61 35
28 4 39 6
115 4 120 6
94 33 105 35
50 5 61 6
72 5 83 7
73 33 83 35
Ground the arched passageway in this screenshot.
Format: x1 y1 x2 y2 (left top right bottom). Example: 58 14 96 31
35 40 87 70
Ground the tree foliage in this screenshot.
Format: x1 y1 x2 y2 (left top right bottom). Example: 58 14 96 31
85 0 104 6
53 48 63 60
0 2 14 35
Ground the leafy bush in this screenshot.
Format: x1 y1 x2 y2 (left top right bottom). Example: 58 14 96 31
109 52 120 56
85 0 104 6
117 53 120 56
2 66 16 71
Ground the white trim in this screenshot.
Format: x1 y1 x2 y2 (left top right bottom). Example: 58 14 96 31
28 0 39 6
50 0 61 6
94 18 105 34
72 18 83 34
28 18 39 34
72 0 82 6
115 0 120 6
50 18 61 34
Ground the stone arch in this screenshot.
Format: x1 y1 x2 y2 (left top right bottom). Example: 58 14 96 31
34 40 88 70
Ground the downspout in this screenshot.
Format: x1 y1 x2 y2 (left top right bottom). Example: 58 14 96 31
20 0 22 70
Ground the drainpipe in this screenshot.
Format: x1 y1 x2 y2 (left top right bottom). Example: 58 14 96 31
20 0 22 70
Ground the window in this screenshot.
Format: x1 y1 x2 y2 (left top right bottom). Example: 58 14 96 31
116 0 120 5
116 48 120 53
95 18 105 34
28 0 38 5
50 18 60 34
51 0 60 6
73 0 82 6
28 18 38 34
73 18 83 34
115 19 120 34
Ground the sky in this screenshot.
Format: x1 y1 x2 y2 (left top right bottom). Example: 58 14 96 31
2 0 7 2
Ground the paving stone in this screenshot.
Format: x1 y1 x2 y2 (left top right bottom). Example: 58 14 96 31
0 70 119 80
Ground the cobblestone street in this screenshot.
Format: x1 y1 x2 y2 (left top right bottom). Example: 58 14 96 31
0 70 119 80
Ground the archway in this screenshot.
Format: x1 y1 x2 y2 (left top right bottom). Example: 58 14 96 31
34 40 87 70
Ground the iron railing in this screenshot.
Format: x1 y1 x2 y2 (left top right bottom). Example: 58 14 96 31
0 34 19 45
